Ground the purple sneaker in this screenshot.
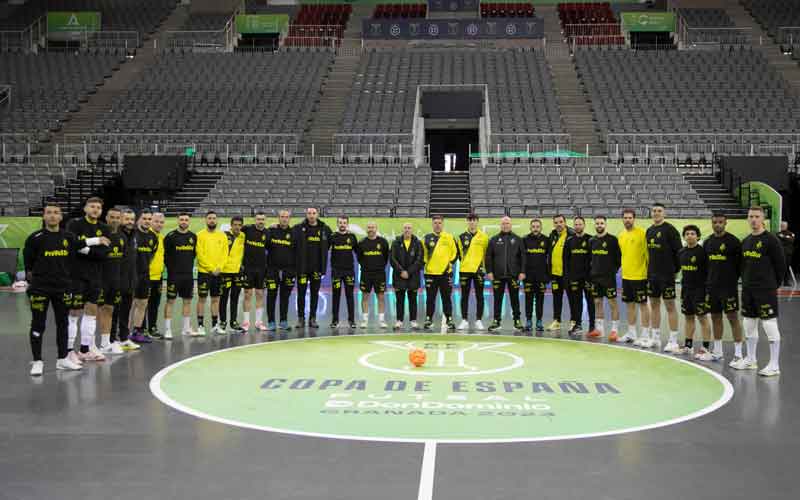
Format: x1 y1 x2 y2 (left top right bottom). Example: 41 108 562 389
130 329 152 344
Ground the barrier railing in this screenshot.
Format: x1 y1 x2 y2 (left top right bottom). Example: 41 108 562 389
333 133 414 163
777 26 800 46
0 29 30 52
564 23 624 46
488 133 572 162
607 133 800 160
287 24 344 39
281 35 343 49
44 29 140 50
683 27 753 47
160 30 228 52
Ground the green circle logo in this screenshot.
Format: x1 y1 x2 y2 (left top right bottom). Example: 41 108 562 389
150 335 733 443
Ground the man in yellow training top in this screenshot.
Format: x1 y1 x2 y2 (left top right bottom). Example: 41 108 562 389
547 214 574 333
423 215 458 331
219 216 244 334
195 210 229 336
456 213 489 331
146 212 165 338
614 208 650 343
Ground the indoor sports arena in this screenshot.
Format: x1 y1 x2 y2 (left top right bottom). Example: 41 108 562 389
1 0 799 499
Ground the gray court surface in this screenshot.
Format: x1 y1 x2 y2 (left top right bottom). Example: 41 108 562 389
0 289 797 500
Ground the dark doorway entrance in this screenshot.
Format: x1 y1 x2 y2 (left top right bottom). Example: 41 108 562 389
427 129 479 171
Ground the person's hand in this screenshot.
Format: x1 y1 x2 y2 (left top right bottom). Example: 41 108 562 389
99 236 111 246
400 271 409 279
487 273 494 281
518 273 526 281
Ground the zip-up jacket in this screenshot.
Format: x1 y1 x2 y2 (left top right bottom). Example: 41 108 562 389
485 231 526 278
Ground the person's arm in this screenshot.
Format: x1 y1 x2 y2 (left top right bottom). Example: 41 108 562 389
449 236 459 266
355 239 364 265
390 240 403 271
196 233 211 272
770 234 787 286
613 238 622 274
22 233 37 280
455 235 464 264
382 237 391 266
408 239 424 275
484 238 495 276
518 239 527 280
562 237 571 280
670 225 682 273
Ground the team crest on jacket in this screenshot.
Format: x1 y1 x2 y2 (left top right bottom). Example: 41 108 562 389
262 234 266 241
377 243 381 249
690 255 696 262
756 241 762 249
189 237 194 244
582 241 587 247
540 241 545 247
602 241 607 248
719 243 726 251
62 239 69 248
656 231 661 238
96 229 102 236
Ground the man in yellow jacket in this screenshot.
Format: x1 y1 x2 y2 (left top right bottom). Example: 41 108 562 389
195 210 229 336
423 215 458 331
456 213 489 331
614 208 650 343
219 216 244 334
146 212 165 338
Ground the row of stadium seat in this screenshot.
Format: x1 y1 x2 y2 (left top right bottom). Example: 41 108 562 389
480 3 535 19
678 8 735 28
372 4 427 19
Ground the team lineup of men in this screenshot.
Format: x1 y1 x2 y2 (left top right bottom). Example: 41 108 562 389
23 199 785 377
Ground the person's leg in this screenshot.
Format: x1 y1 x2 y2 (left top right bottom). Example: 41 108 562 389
296 274 308 322
661 297 677 348
492 279 505 322
683 314 696 353
196 276 208 329
116 291 133 341
266 273 278 324
567 281 581 326
625 302 637 338
279 273 294 323
164 298 175 333
727 311 743 359
584 283 596 330
28 292 48 362
332 277 342 323
98 304 114 347
524 280 534 323
254 288 265 327
647 295 661 343
535 282 545 323
460 273 472 321
229 279 241 324
147 280 161 332
52 292 69 361
474 275 485 321
344 276 355 323
377 292 385 315
242 286 253 325
509 278 521 322
181 297 193 334
209 276 221 329
80 301 99 352
408 289 418 323
309 274 321 321
551 277 564 323
440 275 453 322
395 287 406 321
219 276 231 326
425 276 436 323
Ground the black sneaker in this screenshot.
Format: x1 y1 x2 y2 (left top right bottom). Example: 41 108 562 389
308 318 319 329
423 320 433 331
217 322 227 332
330 320 339 329
348 321 357 333
148 327 163 340
487 320 501 332
513 319 524 332
446 318 456 331
295 318 306 329
230 321 244 334
568 324 583 337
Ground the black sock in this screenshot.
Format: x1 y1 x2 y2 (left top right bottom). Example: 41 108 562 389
212 316 218 327
198 315 204 327
685 338 693 348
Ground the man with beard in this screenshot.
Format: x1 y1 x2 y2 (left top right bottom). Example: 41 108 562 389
328 216 359 330
111 208 141 351
98 207 126 355
522 219 549 333
162 212 196 339
195 211 229 336
219 216 244 334
456 214 489 331
563 216 596 337
239 212 269 333
292 207 332 330
587 216 621 340
546 214 574 333
145 212 165 338
423 216 458 331
357 222 390 329
129 210 158 344
66 197 112 361
615 208 650 344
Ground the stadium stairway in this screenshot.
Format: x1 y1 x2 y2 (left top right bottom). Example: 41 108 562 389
685 173 749 218
303 4 373 157
42 166 121 216
538 5 602 156
161 169 225 216
47 4 190 150
429 171 470 218
725 0 800 95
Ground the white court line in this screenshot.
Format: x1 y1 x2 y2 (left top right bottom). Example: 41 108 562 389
417 441 437 500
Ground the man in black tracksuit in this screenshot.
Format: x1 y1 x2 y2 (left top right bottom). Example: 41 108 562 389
328 216 359 329
111 208 138 349
266 210 296 332
588 216 621 340
645 203 682 349
563 217 596 337
522 219 550 333
23 203 108 374
292 207 332 329
130 211 158 344
485 216 526 333
391 222 424 329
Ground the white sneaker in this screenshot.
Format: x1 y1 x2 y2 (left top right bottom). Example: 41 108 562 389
394 321 403 330
67 350 84 365
359 319 368 329
120 340 140 351
650 337 661 350
379 320 388 329
457 319 469 331
729 358 758 371
617 333 636 344
101 342 124 355
632 337 645 346
663 341 680 353
213 325 226 335
164 329 173 340
758 366 780 377
56 357 82 371
30 360 44 376
474 320 485 330
694 349 713 362
86 345 107 362
182 329 194 337
711 351 724 362
194 326 207 337
410 320 419 330
638 338 653 348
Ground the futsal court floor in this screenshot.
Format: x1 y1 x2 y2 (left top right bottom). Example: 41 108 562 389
0 287 797 500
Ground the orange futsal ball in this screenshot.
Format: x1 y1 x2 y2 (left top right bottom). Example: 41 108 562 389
409 348 427 368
